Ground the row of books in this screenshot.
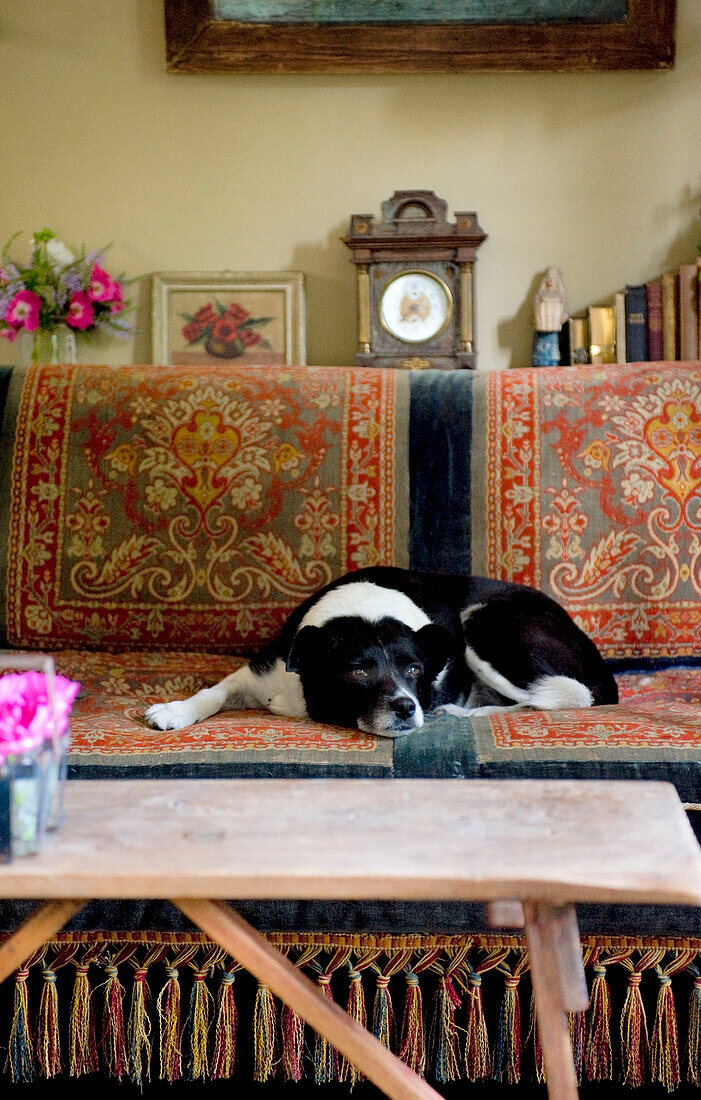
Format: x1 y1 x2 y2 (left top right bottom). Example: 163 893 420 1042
566 258 701 366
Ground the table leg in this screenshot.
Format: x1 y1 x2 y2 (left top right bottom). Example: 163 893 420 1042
523 901 589 1100
487 899 525 927
0 899 86 983
174 897 441 1100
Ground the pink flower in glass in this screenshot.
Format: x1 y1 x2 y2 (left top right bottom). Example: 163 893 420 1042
67 291 95 330
87 263 116 303
30 673 80 740
6 290 42 332
0 672 80 758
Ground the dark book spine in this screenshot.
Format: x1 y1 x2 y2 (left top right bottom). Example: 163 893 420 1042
646 279 664 361
625 284 648 363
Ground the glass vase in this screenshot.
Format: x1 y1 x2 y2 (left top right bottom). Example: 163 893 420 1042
0 653 72 858
44 731 70 832
1 744 52 858
17 323 77 367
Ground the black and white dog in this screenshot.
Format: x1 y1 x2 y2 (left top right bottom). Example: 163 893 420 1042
146 567 617 738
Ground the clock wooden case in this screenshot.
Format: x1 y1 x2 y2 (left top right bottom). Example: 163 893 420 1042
343 191 487 370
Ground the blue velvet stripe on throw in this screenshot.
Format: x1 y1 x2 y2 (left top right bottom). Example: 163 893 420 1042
409 370 474 574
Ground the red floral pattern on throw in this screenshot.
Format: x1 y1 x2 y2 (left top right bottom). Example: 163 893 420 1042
483 668 701 750
486 703 701 750
45 650 389 766
616 665 701 705
6 364 404 652
480 363 701 659
53 656 701 765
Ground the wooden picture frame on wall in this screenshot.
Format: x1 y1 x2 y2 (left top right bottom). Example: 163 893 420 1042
164 1 676 74
151 271 306 366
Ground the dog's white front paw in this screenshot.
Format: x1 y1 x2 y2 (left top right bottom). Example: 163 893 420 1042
145 701 199 730
268 691 308 718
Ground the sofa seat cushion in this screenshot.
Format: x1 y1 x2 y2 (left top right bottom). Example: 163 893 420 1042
34 650 700 796
395 664 701 800
52 649 394 777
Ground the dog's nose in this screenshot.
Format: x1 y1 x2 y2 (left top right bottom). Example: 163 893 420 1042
391 696 416 720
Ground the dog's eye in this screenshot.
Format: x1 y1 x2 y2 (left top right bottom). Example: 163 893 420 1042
407 664 422 678
349 667 369 680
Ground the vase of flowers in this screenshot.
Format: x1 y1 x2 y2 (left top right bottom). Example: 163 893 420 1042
0 656 80 858
0 229 132 365
21 323 77 367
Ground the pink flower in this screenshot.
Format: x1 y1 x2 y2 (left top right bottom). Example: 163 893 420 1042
0 326 18 343
0 672 80 758
6 290 42 332
87 263 116 303
67 291 95 330
109 281 125 313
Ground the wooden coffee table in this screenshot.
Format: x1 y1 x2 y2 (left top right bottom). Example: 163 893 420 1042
0 778 699 1100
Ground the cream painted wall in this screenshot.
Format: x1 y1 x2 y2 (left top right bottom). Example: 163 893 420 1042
1 0 700 370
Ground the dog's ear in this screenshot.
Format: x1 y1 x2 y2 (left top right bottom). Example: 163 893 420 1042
287 625 333 675
414 623 454 678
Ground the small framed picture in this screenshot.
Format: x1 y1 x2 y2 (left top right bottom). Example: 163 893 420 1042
151 271 306 366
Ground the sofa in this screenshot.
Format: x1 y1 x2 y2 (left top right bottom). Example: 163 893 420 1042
0 358 699 1091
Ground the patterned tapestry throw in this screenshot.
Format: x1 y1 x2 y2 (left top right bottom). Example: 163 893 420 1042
469 362 701 660
1 364 409 652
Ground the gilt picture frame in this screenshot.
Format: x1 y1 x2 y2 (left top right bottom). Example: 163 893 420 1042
151 271 306 366
164 0 675 73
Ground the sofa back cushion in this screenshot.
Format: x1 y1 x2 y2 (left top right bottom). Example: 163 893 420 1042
467 362 701 661
0 363 409 652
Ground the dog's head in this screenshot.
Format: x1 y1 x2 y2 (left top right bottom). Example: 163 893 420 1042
286 615 453 737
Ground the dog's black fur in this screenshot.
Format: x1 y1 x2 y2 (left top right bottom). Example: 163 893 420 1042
146 567 617 738
286 615 454 735
266 567 615 725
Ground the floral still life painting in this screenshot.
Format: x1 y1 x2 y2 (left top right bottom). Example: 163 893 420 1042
181 300 273 359
151 272 306 366
0 229 132 349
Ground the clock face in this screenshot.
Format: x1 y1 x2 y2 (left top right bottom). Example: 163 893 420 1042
379 270 452 344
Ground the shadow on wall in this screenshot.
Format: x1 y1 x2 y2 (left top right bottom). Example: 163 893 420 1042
135 276 153 364
496 270 543 370
660 184 701 275
137 224 356 369
497 180 701 373
290 220 356 367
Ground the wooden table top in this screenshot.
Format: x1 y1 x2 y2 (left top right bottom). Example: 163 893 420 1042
0 778 699 905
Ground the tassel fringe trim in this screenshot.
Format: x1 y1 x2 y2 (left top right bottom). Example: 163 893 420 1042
1 932 700 1087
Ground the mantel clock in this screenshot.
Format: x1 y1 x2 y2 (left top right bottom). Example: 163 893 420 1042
343 191 487 370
